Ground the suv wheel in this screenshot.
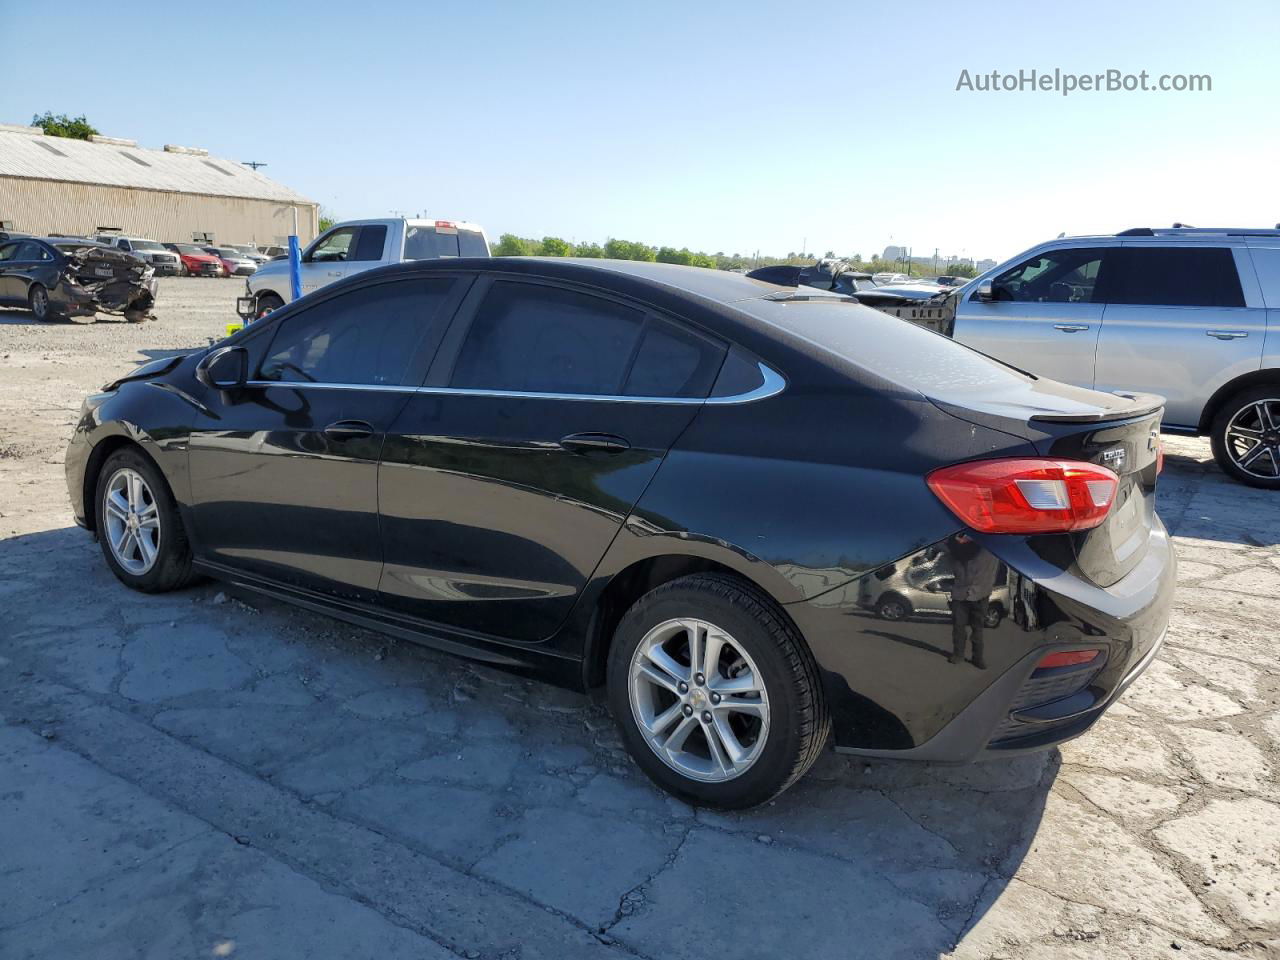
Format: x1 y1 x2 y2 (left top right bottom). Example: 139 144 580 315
606 574 829 808
95 448 197 592
1210 386 1280 489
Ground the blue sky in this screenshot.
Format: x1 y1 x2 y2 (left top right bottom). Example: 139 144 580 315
2 0 1277 262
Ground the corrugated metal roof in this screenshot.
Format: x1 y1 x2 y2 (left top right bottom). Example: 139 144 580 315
0 129 313 204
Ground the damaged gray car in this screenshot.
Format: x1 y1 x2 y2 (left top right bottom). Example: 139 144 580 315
0 237 157 322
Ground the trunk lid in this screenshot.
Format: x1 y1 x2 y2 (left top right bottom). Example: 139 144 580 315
929 378 1164 587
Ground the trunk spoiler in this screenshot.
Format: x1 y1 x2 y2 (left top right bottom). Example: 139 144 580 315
1028 391 1165 424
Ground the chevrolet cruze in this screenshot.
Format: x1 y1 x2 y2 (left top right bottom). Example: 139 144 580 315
65 258 1175 808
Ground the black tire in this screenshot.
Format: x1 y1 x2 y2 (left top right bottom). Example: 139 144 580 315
1209 384 1280 489
94 447 196 592
875 593 912 621
606 573 829 809
984 604 1004 629
28 283 52 322
256 292 285 318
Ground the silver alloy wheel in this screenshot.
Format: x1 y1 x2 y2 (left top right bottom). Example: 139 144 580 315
30 286 48 320
1224 398 1280 479
628 618 770 783
103 467 161 575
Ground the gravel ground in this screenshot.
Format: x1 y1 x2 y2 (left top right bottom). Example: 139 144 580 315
1 278 1277 959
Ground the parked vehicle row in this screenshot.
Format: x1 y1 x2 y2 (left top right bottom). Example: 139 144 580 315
0 235 157 321
68 257 1173 807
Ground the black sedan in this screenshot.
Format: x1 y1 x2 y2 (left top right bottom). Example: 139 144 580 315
65 258 1174 808
0 236 157 321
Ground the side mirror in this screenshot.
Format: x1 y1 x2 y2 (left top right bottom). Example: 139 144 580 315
196 346 248 390
975 281 994 302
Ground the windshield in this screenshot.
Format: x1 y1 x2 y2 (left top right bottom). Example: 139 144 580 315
131 240 166 252
173 244 205 254
403 226 489 260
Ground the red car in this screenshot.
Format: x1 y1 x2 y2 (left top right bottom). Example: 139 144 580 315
163 243 225 277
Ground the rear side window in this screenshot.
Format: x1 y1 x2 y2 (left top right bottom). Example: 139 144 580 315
458 230 488 257
260 278 455 386
624 318 724 398
451 282 646 395
351 225 387 261
1102 247 1244 307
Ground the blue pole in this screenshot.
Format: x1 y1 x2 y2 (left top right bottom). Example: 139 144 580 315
288 235 302 301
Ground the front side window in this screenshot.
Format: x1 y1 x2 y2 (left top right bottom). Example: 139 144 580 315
989 247 1106 303
260 278 455 386
451 282 646 395
1103 247 1244 307
0 243 20 261
308 228 357 263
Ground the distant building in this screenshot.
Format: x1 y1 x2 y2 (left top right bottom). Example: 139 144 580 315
0 123 317 245
882 245 906 261
975 258 997 272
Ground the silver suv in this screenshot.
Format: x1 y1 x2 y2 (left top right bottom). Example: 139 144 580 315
953 227 1280 488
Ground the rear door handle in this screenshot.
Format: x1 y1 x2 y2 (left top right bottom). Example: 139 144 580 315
1053 323 1090 333
559 432 631 454
1206 330 1248 340
324 419 374 440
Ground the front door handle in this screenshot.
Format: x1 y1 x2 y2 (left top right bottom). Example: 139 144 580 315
559 432 631 454
324 419 374 440
1206 330 1248 340
1053 323 1091 333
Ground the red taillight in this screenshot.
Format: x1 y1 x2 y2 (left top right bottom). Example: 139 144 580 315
1036 649 1101 669
1155 436 1165 474
926 458 1119 534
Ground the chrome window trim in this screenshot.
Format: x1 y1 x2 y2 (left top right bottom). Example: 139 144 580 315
244 362 785 406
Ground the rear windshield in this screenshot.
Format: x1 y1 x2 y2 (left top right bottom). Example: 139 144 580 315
403 226 489 260
742 298 1034 394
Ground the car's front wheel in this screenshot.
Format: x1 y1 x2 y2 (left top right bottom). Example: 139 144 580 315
607 574 829 808
1210 385 1280 489
95 448 196 592
255 292 285 318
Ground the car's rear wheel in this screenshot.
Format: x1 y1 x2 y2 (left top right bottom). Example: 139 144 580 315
1210 385 1280 489
256 292 284 318
28 283 51 322
607 574 828 808
95 448 196 592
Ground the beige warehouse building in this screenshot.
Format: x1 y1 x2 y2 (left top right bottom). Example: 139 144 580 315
0 123 317 247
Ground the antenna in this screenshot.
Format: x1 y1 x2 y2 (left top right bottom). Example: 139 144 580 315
242 160 268 170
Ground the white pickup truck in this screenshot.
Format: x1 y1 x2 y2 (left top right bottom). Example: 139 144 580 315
240 217 489 316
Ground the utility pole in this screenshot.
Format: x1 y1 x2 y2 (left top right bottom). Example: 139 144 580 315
242 160 268 170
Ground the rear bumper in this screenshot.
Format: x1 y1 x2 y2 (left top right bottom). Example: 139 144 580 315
789 518 1175 761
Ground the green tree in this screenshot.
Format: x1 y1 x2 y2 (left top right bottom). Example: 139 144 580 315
947 262 978 278
656 246 692 265
573 241 604 258
604 238 655 262
317 206 337 233
688 252 717 269
31 111 98 140
493 233 535 257
538 236 573 257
